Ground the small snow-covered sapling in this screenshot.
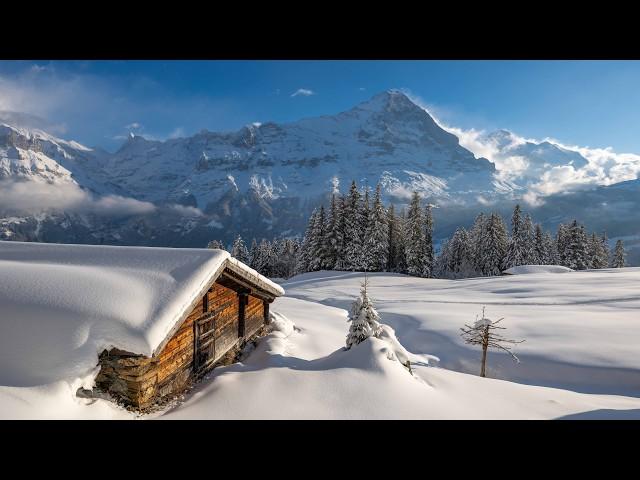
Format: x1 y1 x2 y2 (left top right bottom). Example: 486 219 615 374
460 306 524 378
345 276 383 349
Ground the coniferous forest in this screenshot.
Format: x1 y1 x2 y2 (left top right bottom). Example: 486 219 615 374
208 180 625 279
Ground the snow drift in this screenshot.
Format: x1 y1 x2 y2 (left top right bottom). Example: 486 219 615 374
160 295 640 420
503 265 574 275
282 269 640 397
2 258 640 419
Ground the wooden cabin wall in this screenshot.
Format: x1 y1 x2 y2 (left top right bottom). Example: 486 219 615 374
95 293 208 409
246 295 265 338
211 283 241 361
95 278 273 410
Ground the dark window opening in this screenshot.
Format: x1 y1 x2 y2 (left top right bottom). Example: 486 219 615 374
203 293 209 313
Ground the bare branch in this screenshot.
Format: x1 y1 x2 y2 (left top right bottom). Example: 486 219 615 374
459 306 525 375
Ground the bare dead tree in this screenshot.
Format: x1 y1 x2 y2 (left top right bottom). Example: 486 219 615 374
460 306 525 378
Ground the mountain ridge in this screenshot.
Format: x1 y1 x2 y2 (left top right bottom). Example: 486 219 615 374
0 90 638 263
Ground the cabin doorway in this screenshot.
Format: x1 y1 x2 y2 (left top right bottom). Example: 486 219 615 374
193 286 239 376
194 314 216 375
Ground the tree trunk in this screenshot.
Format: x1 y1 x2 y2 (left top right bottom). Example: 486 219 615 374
480 327 489 377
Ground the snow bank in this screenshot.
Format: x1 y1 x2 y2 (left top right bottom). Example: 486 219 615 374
160 296 640 419
503 265 574 275
0 241 282 388
269 310 295 338
4 274 640 419
0 378 134 420
282 269 640 396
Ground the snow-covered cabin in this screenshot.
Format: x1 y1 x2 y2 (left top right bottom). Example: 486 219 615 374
0 241 284 410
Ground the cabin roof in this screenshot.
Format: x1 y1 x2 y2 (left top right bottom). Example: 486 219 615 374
0 241 283 384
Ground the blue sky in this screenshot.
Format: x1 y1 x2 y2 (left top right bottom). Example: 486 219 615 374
1 60 640 153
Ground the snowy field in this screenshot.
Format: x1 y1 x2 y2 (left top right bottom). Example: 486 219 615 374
2 267 640 419
282 268 640 397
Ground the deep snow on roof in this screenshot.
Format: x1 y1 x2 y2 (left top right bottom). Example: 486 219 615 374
0 241 283 387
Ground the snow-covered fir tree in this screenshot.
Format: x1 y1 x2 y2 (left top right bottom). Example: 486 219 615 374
543 231 559 265
297 209 318 274
503 204 529 269
599 232 610 268
564 220 589 270
325 194 340 269
272 238 300 279
424 203 435 277
469 212 488 274
556 223 569 266
478 213 508 276
231 235 249 263
389 206 407 273
309 205 329 271
587 232 608 269
332 195 347 271
357 187 372 270
522 214 536 264
249 239 260 269
206 239 226 250
405 191 428 277
533 223 546 265
343 181 363 271
386 203 398 272
363 183 389 272
345 277 383 349
259 239 277 276
612 239 626 268
440 227 475 278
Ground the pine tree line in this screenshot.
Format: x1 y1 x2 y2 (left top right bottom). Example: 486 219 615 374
436 205 624 278
296 181 435 277
207 191 627 280
207 235 301 279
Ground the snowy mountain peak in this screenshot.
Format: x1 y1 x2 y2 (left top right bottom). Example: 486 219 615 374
350 89 425 116
0 122 91 153
4 91 627 252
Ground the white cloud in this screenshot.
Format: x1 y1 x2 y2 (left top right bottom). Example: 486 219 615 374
291 88 315 97
92 194 157 215
401 89 640 199
0 110 67 136
0 70 94 122
169 204 204 216
522 190 545 207
0 180 156 216
0 66 235 149
537 139 640 186
0 179 211 220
